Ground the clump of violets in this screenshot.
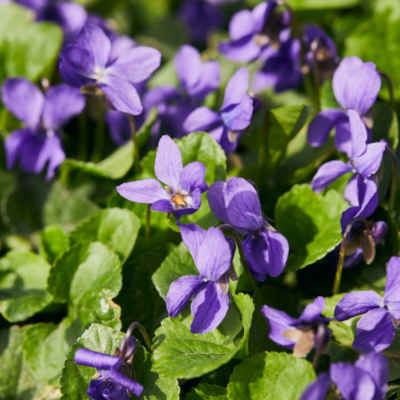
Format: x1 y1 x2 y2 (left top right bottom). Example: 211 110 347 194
262 297 331 357
143 45 220 141
208 177 288 281
184 67 253 154
308 56 381 158
334 256 400 353
59 24 161 115
166 223 235 334
2 77 85 180
116 135 208 221
301 352 388 400
74 336 143 399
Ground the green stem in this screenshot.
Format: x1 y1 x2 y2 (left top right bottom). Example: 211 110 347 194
257 97 269 188
385 146 398 214
379 71 395 109
127 114 140 175
146 204 151 248
311 53 321 114
312 323 325 369
217 224 258 292
121 322 153 357
78 112 88 161
91 118 105 163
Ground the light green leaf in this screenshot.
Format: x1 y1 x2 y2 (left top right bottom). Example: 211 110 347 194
152 293 254 379
186 383 228 400
227 352 316 400
60 323 180 400
275 185 349 271
283 0 359 9
0 251 52 322
69 208 140 262
39 225 69 265
0 4 33 41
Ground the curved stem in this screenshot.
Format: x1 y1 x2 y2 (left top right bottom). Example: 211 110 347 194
333 217 371 295
379 72 395 109
121 322 153 359
91 118 105 163
312 323 326 369
217 224 258 292
127 114 140 175
385 146 398 214
311 51 321 114
146 204 151 248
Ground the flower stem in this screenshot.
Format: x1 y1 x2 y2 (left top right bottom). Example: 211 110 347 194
127 114 140 175
217 224 258 292
78 113 88 161
146 204 151 248
91 118 105 163
312 323 325 369
385 146 398 214
121 322 153 358
333 217 371 295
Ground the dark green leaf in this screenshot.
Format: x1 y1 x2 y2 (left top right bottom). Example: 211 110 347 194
186 383 228 400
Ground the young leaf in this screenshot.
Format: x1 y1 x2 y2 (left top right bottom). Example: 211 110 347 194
186 383 228 400
39 224 69 265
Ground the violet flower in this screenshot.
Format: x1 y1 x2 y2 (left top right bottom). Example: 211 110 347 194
183 67 253 154
166 223 235 334
74 336 143 399
251 37 302 93
219 0 291 63
308 56 381 158
301 352 388 400
143 45 220 141
311 141 387 205
59 24 161 115
2 78 85 180
116 135 208 221
13 0 87 42
105 110 145 146
334 256 400 353
207 177 288 281
262 297 331 357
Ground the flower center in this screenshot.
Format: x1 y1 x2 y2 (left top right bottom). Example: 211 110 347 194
171 194 186 207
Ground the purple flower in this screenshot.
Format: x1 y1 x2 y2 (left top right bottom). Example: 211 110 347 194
262 297 331 357
1 78 85 180
301 352 388 400
251 37 302 93
308 56 381 158
183 67 253 154
116 135 208 221
334 256 400 353
14 0 87 42
219 0 291 63
311 141 387 204
143 45 220 141
105 110 145 146
166 223 234 334
74 336 143 399
207 177 288 281
59 24 161 115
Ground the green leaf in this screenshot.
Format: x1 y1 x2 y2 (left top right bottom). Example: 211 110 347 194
383 331 400 381
227 352 316 400
43 182 99 231
284 0 359 9
0 4 32 41
69 208 140 262
60 323 180 400
275 184 349 271
186 383 228 400
47 241 121 308
0 251 52 322
23 318 84 386
39 224 69 265
152 293 254 379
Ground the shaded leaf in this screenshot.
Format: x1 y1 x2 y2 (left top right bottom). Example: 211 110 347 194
39 224 69 265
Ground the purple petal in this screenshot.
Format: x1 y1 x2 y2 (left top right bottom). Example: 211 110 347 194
334 291 382 321
252 1 271 31
74 348 122 369
4 128 32 170
299 296 326 324
220 94 253 131
219 37 262 63
300 373 331 400
207 181 229 224
242 232 268 280
116 179 169 204
59 58 92 88
335 119 353 157
60 45 96 78
183 107 222 134
344 62 381 115
372 221 387 244
228 10 256 40
179 162 208 193
14 0 47 10
307 109 347 148
261 305 296 348
263 229 289 278
120 336 136 361
105 110 131 146
189 60 220 102
195 227 232 281
384 256 400 319
344 175 359 207
311 160 352 193
348 110 367 159
353 308 397 353
222 67 249 108
353 142 387 178
143 86 182 109
166 275 205 318
108 35 136 65
105 368 143 397
330 363 376 400
106 46 161 83
332 56 364 110
155 135 183 193
174 45 202 92
1 78 44 128
99 76 142 115
152 199 174 213
42 84 85 130
178 223 206 262
191 281 229 334
43 135 66 181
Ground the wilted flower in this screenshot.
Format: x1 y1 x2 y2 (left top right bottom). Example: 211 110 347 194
116 135 208 221
184 67 253 154
208 177 288 281
2 78 85 180
167 223 235 333
262 297 331 357
335 256 400 353
308 56 381 158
